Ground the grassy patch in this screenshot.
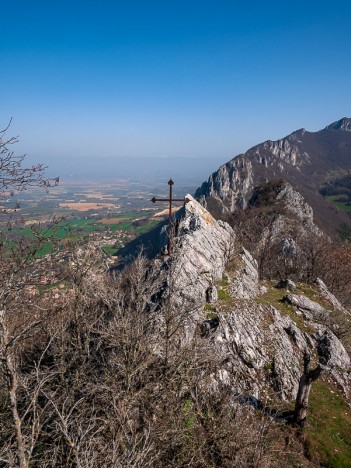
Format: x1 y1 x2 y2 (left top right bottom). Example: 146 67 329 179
206 312 219 320
182 399 195 429
305 380 351 467
218 274 229 287
295 283 334 311
101 245 117 256
326 195 351 212
218 289 231 301
256 283 312 331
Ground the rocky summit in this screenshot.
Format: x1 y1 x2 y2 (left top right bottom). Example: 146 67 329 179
157 194 234 307
195 118 351 237
153 195 351 403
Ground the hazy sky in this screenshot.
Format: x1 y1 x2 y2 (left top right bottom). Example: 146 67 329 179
1 0 351 164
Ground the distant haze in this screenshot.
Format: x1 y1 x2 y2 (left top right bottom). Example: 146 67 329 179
25 155 226 188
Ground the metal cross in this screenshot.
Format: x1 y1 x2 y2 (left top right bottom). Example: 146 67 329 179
151 178 186 254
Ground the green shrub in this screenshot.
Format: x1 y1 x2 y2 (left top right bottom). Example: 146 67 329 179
218 289 230 301
218 274 229 286
206 312 219 320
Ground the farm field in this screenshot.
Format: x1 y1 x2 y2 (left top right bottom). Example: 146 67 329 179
59 202 118 211
326 195 351 212
10 213 162 258
1 175 193 260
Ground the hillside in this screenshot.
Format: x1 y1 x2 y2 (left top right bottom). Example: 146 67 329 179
2 193 351 466
2 126 351 467
195 118 351 237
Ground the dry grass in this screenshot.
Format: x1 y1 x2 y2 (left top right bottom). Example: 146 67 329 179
99 217 129 224
59 202 117 211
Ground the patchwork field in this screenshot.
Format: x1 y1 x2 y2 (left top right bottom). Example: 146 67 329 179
2 175 199 260
59 202 118 211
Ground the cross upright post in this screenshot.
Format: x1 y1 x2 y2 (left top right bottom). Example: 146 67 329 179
150 178 185 255
168 178 174 226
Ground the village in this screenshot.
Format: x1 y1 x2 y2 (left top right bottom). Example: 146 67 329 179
20 224 137 306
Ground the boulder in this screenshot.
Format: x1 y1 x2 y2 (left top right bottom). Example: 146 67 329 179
314 278 349 315
276 279 297 291
315 330 351 370
283 293 329 321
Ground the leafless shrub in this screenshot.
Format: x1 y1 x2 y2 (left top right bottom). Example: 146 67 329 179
1 243 284 466
0 121 58 202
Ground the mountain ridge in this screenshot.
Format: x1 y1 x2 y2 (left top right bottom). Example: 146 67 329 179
195 118 351 236
324 117 351 131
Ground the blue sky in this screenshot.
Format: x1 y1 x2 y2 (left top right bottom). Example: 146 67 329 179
1 0 351 164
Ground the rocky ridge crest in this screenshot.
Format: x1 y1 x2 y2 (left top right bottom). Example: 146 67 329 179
325 117 351 131
156 194 233 308
154 196 350 402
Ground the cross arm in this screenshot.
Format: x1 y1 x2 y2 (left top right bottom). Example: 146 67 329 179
151 197 185 203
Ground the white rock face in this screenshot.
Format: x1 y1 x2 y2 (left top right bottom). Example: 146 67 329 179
262 137 301 167
209 299 350 401
168 194 234 306
196 158 254 212
197 163 322 245
195 130 312 213
212 303 326 401
275 184 317 231
229 248 259 299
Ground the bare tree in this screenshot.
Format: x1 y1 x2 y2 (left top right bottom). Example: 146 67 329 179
0 122 60 467
294 331 336 427
294 350 324 427
0 121 58 201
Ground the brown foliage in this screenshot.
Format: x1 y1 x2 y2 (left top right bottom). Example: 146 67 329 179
0 248 283 466
229 203 351 309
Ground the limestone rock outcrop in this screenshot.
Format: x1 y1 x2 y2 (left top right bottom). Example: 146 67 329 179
196 157 254 212
228 248 259 299
160 194 234 307
274 183 319 234
150 192 350 403
314 278 350 315
203 299 350 401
